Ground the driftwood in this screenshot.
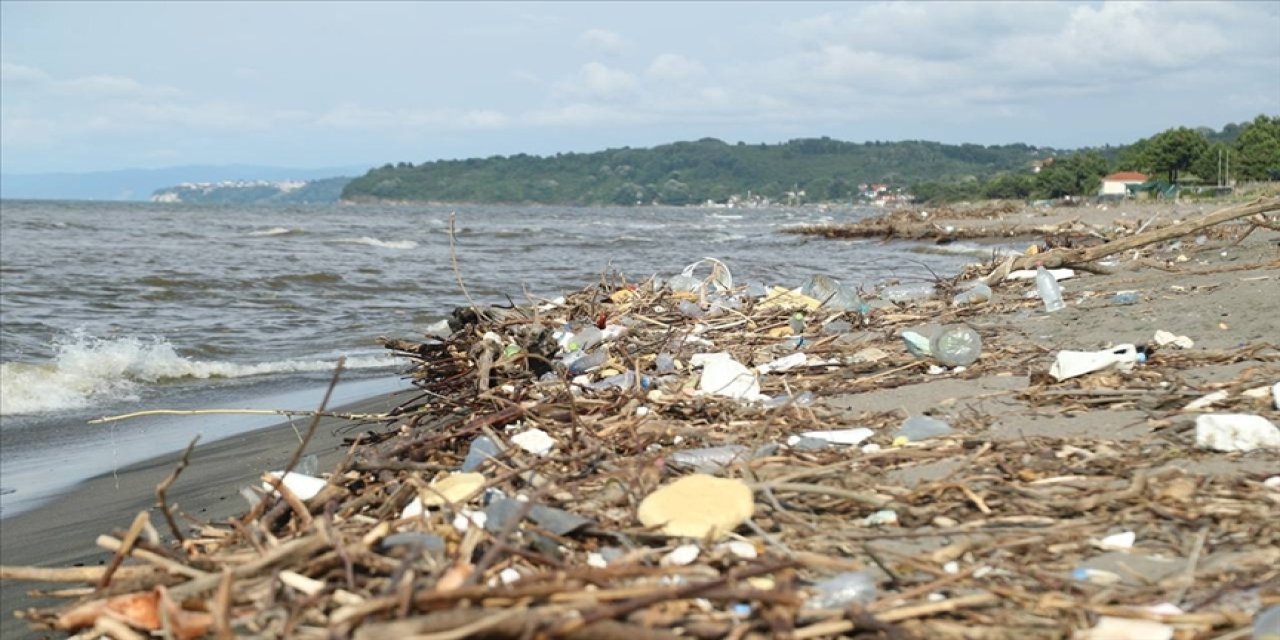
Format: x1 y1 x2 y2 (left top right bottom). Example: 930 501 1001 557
4 235 1278 639
982 196 1280 284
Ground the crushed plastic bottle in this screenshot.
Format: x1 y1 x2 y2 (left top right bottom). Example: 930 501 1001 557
801 275 862 311
565 349 607 375
821 320 852 335
1112 291 1139 305
897 415 953 441
678 300 705 319
805 571 877 609
929 324 982 367
1036 265 1066 312
462 436 501 472
952 282 992 307
654 352 676 373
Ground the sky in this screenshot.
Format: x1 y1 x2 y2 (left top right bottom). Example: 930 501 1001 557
2 1 1278 174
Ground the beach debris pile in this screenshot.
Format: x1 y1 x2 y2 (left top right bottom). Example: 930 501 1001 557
3 200 1279 639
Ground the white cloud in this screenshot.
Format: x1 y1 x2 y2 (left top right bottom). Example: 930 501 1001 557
579 28 625 55
556 62 639 100
0 62 49 83
646 54 706 83
315 104 509 131
55 74 182 99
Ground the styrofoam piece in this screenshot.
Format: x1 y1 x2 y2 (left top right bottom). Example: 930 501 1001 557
1049 344 1139 381
400 496 425 520
662 544 701 566
1008 268 1075 281
1085 616 1173 640
756 352 807 374
691 352 763 401
1096 531 1136 550
263 471 328 501
1152 330 1194 349
787 428 874 447
1184 390 1229 411
511 428 555 456
1194 414 1280 452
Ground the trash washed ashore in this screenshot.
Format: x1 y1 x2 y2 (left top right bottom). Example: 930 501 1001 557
3 198 1279 639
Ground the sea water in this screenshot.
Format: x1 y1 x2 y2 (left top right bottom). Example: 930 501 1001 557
0 199 977 514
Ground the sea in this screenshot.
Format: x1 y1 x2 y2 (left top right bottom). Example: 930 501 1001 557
0 199 991 516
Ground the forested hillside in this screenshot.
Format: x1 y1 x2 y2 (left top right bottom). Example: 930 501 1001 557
341 138 1048 206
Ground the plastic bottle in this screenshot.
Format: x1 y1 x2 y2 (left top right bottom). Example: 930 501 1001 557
929 324 982 367
1035 265 1066 312
789 312 805 334
805 571 877 609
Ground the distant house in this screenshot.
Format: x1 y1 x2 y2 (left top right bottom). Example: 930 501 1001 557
1099 171 1149 196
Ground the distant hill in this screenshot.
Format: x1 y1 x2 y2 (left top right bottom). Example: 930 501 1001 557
341 138 1053 206
0 164 369 201
151 177 352 204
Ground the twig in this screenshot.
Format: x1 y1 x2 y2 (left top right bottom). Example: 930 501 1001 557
156 436 199 546
97 511 151 590
448 211 478 311
244 357 346 527
89 408 389 425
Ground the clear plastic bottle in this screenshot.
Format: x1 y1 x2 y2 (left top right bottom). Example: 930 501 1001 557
929 324 982 366
1035 265 1066 312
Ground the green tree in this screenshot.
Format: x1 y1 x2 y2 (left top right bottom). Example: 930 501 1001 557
1231 115 1280 181
1144 127 1209 184
1190 143 1230 186
1034 152 1108 198
982 173 1034 200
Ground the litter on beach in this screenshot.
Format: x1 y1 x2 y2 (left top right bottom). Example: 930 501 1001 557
5 197 1278 640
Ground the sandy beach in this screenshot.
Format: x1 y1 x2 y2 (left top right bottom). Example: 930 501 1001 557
2 197 1277 638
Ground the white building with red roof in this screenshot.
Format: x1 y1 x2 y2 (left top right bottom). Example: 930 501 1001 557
1099 171 1149 196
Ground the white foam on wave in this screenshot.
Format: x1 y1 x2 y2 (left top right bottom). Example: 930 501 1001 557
334 237 418 250
909 242 1020 258
248 227 300 237
0 331 400 416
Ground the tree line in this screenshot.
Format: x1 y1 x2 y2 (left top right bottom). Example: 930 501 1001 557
914 115 1280 203
340 115 1279 206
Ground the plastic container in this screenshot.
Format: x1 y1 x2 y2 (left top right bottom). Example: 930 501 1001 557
805 571 877 609
1036 266 1066 312
929 324 982 367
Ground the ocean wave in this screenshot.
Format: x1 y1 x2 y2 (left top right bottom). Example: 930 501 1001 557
0 331 400 416
333 237 418 250
908 242 1019 258
248 227 302 237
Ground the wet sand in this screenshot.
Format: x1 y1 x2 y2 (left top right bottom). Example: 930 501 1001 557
0 393 401 639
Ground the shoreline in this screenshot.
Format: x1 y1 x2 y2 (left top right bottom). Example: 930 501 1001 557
2 198 1277 637
0 392 403 639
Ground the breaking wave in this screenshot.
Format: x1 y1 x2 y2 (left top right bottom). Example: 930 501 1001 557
248 227 303 237
333 237 418 250
0 331 399 416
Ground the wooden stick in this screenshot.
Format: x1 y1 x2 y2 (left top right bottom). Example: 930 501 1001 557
0 565 155 583
156 436 199 546
983 197 1280 284
96 535 208 579
89 408 390 425
98 511 151 590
